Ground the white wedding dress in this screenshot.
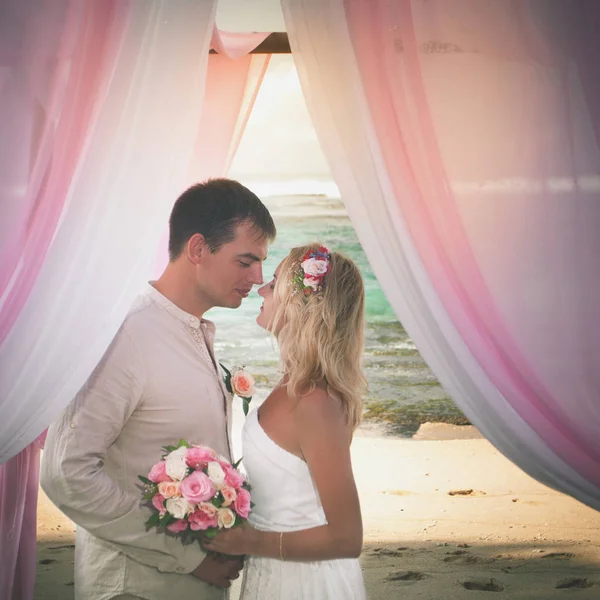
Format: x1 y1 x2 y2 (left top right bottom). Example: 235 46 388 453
239 407 366 600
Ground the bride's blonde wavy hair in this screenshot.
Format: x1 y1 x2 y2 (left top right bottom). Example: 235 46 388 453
270 244 367 430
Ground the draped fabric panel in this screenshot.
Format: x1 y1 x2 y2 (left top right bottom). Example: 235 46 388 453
191 54 270 181
210 27 270 60
0 2 221 597
0 0 126 344
282 0 600 510
0 0 218 462
0 432 45 600
154 38 270 276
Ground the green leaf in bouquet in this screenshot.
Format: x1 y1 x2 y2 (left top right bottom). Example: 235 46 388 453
203 528 218 539
232 457 243 470
138 475 154 486
176 439 190 449
159 513 175 527
211 497 221 508
145 512 161 530
181 532 196 546
142 489 157 501
242 398 251 416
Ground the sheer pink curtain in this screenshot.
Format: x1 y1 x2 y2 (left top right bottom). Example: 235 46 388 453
154 31 270 274
284 0 600 508
0 0 127 344
0 432 45 600
344 0 600 488
0 3 126 598
0 14 269 597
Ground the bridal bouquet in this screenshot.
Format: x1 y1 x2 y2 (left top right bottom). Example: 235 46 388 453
139 440 251 542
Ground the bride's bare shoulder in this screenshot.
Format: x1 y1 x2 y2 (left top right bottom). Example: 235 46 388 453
292 384 347 428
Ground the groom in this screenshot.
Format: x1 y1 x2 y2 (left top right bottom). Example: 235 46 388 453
41 179 276 599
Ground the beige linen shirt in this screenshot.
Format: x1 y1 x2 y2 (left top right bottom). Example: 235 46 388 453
41 284 233 600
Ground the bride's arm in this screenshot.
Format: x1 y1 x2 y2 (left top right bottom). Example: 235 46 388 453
205 389 363 561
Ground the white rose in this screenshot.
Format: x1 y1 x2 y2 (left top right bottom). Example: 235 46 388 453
207 461 226 489
217 507 236 529
301 257 328 277
165 496 193 520
165 446 189 481
303 277 320 290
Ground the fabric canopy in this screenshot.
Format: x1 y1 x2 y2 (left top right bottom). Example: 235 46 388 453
0 2 270 598
282 0 600 511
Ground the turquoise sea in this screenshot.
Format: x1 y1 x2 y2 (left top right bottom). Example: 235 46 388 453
206 195 467 435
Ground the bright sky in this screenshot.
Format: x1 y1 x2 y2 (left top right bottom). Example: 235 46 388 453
215 0 285 33
228 56 333 193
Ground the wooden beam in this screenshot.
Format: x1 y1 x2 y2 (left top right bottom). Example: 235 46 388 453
209 32 290 54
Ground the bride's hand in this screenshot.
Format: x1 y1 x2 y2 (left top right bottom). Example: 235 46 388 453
203 523 259 556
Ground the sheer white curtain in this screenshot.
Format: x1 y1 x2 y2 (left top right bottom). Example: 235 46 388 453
0 0 217 463
283 0 600 510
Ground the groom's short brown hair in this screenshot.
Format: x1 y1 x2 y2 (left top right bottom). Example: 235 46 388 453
168 178 276 260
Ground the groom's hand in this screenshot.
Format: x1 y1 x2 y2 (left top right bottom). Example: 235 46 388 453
191 554 244 588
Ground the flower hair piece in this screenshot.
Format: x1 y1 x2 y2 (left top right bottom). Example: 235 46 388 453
292 246 331 296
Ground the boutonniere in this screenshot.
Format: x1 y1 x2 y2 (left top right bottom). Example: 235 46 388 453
220 364 255 416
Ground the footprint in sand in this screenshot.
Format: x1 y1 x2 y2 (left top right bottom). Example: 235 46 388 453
448 489 486 497
386 571 427 582
370 547 409 557
47 544 75 550
555 578 593 589
462 579 505 592
444 550 495 564
542 552 575 560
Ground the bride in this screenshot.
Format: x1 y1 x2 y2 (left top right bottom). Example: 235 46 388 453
205 244 367 599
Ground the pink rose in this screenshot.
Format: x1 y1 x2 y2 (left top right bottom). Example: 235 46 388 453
188 503 218 531
151 494 166 516
197 501 218 518
221 485 237 507
186 445 217 470
224 465 245 490
147 461 170 483
231 370 255 397
158 480 181 499
180 470 215 504
167 519 189 533
233 488 251 519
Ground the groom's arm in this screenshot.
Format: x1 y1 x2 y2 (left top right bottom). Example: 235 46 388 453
40 325 205 575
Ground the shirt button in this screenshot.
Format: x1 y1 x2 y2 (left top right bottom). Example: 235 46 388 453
69 423 76 429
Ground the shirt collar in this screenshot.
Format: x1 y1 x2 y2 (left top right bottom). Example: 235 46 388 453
146 282 216 334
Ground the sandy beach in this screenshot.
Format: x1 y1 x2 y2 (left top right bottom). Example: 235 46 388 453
35 423 600 599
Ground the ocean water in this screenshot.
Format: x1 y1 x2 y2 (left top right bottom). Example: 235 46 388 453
206 195 464 434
